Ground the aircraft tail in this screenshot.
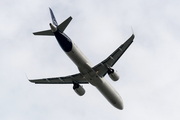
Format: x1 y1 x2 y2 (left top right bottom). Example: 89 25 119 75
57 16 72 33
49 7 72 33
49 8 58 27
33 8 72 35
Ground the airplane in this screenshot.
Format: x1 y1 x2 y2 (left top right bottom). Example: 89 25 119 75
29 8 135 110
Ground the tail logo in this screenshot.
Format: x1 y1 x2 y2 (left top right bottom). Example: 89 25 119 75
53 18 58 26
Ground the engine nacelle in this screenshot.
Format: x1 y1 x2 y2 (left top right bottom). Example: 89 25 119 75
108 68 120 81
73 82 85 96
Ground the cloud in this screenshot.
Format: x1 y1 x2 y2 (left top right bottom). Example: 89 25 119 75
0 0 180 120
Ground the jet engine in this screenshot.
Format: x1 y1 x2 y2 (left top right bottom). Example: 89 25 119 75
108 68 120 81
73 82 85 96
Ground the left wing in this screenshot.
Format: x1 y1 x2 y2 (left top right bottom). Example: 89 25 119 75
93 34 135 77
29 73 88 84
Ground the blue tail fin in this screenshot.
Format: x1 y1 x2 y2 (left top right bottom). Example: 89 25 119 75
49 8 58 26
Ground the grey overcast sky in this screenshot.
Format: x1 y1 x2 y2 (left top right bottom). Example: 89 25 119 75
0 0 180 119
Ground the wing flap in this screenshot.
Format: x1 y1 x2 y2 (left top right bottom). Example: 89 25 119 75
29 73 88 84
102 34 134 67
93 34 135 77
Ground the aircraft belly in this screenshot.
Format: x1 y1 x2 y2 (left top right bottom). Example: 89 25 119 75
66 43 93 68
83 73 103 86
66 43 123 109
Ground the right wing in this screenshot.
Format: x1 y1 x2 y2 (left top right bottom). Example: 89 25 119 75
93 34 135 77
29 73 88 84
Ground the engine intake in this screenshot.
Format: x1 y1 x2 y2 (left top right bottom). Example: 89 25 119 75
73 82 85 96
108 68 120 81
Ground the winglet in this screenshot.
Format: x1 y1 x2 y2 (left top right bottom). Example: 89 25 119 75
131 26 134 35
25 72 31 82
24 72 28 79
130 27 135 40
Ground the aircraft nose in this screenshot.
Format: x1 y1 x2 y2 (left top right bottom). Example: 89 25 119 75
114 97 124 110
116 101 124 110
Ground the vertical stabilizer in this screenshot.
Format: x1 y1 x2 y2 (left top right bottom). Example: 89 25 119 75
49 8 72 33
49 8 58 26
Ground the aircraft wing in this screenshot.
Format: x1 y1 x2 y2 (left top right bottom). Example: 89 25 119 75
93 34 135 77
29 73 89 84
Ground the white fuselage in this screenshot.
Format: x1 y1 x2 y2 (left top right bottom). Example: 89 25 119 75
66 42 124 110
34 9 126 110
49 23 123 109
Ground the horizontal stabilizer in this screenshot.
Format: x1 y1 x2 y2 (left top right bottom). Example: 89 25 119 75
33 16 72 35
58 16 72 33
33 29 54 36
29 73 89 84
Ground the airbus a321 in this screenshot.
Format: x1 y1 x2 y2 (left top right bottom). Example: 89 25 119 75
29 8 135 110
